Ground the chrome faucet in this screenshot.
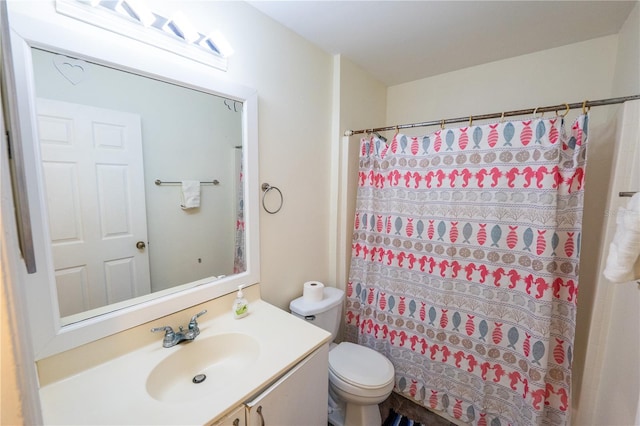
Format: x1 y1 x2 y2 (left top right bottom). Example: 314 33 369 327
151 310 207 348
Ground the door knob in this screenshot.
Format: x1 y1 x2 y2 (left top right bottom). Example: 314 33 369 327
136 241 146 250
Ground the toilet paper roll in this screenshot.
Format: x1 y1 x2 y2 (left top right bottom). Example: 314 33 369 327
303 281 324 302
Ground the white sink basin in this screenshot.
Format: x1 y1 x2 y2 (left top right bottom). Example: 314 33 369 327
146 333 260 403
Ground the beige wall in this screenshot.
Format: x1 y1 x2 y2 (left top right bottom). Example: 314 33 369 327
331 56 387 290
612 2 640 98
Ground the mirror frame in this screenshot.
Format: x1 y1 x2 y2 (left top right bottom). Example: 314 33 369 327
5 5 260 359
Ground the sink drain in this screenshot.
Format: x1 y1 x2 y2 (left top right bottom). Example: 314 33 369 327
192 374 207 384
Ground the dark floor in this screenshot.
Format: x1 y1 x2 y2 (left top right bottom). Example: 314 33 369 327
379 392 458 426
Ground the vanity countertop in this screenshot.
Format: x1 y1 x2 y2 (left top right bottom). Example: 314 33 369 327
38 299 331 425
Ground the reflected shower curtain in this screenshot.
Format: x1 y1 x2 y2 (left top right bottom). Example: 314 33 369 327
233 149 245 273
345 115 589 425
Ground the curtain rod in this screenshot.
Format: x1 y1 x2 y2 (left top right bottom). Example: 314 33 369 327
344 94 640 136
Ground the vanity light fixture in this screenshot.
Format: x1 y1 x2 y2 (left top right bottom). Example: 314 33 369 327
55 0 232 70
203 31 235 58
119 0 155 27
164 11 200 44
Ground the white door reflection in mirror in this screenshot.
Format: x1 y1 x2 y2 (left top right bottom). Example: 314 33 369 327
37 99 151 317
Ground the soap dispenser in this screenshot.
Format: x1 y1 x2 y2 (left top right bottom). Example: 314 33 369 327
232 285 249 319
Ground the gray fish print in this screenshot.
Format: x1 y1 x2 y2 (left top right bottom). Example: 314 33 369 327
395 217 403 235
479 320 488 341
523 227 533 251
428 306 436 326
490 225 502 248
507 327 519 349
437 221 446 241
408 299 417 318
452 312 461 331
422 136 431 154
532 341 546 365
462 223 473 244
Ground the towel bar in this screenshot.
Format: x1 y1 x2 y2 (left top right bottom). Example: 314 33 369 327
154 179 220 186
619 191 637 197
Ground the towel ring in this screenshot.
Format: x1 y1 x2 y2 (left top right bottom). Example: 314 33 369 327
261 183 283 214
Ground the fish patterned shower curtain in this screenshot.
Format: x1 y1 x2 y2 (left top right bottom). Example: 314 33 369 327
345 114 589 426
233 150 245 274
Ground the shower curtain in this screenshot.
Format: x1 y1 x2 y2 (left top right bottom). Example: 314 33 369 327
345 114 589 426
233 149 245 274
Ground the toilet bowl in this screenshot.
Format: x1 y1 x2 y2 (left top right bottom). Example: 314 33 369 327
290 287 395 426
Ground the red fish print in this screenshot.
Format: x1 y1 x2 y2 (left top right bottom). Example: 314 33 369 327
565 232 575 257
459 127 469 150
492 323 503 345
410 138 419 155
465 315 475 336
523 333 531 357
450 222 459 243
440 309 449 329
520 120 533 146
488 123 499 147
536 230 546 255
553 338 565 365
507 226 518 249
477 224 487 245
406 218 414 237
549 119 559 144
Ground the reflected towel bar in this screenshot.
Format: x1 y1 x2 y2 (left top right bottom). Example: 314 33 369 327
155 179 220 186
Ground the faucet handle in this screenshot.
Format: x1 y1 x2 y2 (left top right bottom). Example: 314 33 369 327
189 310 207 324
188 310 207 330
151 326 174 335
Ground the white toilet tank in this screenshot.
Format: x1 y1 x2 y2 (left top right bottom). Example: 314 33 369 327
289 287 344 341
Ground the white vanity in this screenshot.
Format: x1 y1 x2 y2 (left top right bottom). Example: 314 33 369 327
37 287 331 425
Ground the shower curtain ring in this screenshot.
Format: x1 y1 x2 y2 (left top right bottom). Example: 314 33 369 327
557 103 570 118
468 115 473 126
500 111 505 123
533 107 544 118
440 120 445 130
582 100 591 114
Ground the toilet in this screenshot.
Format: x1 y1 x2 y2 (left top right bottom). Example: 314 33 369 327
290 287 394 426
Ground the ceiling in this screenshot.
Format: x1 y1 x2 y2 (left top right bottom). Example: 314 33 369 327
248 1 637 86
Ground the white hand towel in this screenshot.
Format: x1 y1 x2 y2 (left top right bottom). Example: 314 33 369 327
603 192 640 283
180 180 200 210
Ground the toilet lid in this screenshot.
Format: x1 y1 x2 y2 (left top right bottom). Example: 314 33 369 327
329 342 394 389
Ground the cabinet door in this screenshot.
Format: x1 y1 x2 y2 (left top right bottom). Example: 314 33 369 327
246 344 329 426
208 405 245 426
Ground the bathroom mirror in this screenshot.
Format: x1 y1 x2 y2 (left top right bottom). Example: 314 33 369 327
32 47 245 322
3 6 259 359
